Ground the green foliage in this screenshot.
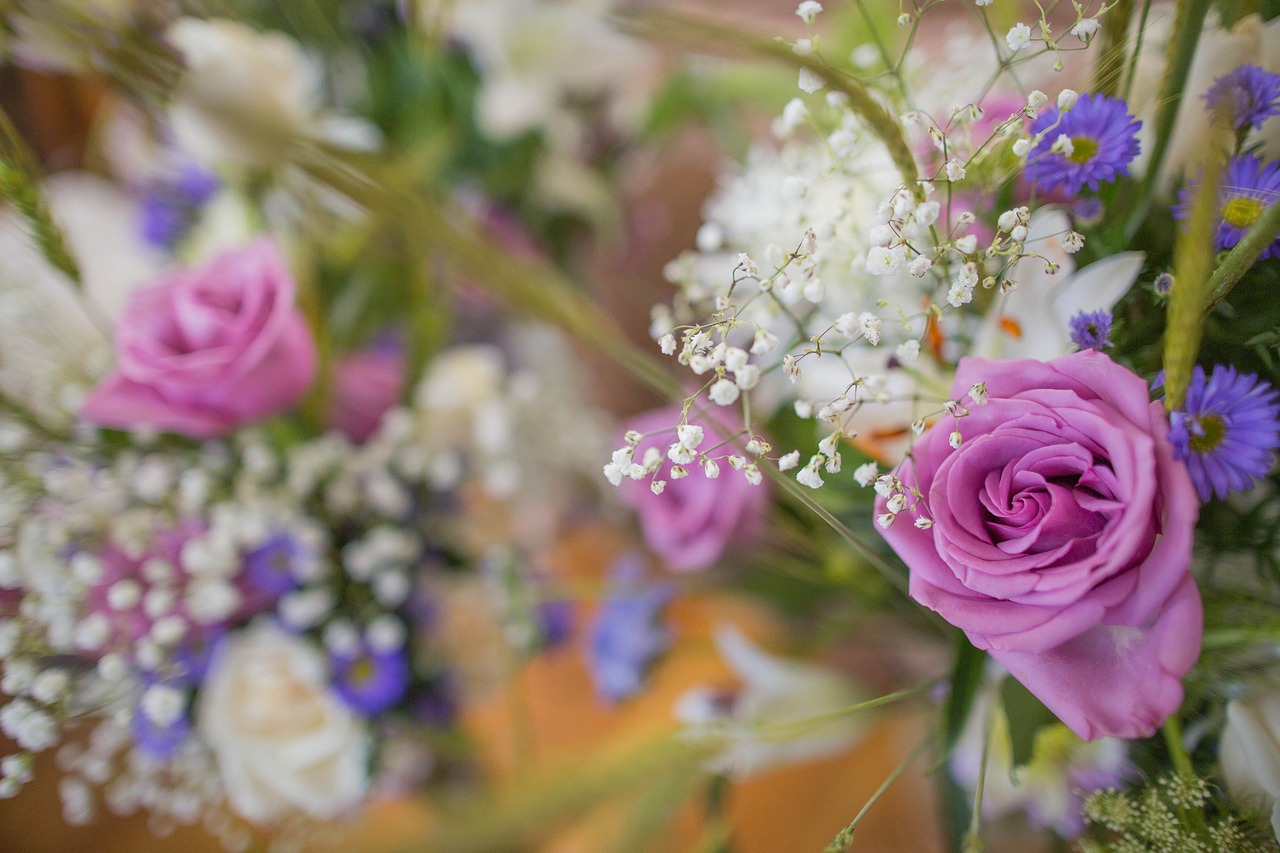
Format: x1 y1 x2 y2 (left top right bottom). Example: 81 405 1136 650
998 676 1059 771
941 636 986 759
1082 773 1280 852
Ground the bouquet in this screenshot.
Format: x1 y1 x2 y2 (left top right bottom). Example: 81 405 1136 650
4 1 1280 852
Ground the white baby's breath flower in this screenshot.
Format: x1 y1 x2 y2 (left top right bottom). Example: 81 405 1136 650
1057 89 1079 112
798 67 825 94
778 450 801 471
853 462 878 487
709 379 741 406
944 159 967 182
1071 17 1100 41
796 1 823 24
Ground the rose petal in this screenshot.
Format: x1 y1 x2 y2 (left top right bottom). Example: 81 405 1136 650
991 573 1202 740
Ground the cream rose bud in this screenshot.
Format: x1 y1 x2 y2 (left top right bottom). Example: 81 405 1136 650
1221 691 1280 840
198 625 370 825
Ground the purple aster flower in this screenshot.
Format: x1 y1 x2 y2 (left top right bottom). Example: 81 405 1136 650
137 164 219 250
1169 365 1280 502
133 706 190 760
332 643 411 716
1204 64 1280 131
1175 154 1280 258
243 532 307 599
587 554 672 703
1067 310 1112 351
1024 94 1141 196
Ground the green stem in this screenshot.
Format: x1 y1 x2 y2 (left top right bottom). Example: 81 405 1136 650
1162 716 1210 839
1123 0 1212 241
1203 196 1280 310
1092 0 1134 98
1163 143 1226 411
824 735 935 853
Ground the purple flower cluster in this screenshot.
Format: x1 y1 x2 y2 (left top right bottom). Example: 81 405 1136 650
1169 365 1280 502
137 164 219 250
1024 94 1141 196
1068 310 1113 351
1204 64 1280 131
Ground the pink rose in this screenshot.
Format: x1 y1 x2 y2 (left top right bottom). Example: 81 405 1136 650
619 406 767 572
81 240 316 438
876 351 1201 740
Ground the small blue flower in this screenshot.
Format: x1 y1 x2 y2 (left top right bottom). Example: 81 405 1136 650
1068 310 1112 351
332 643 412 716
588 555 671 703
137 164 219 250
1024 94 1141 196
1204 64 1280 131
1169 365 1280 502
133 706 189 761
1175 154 1280 259
243 532 308 598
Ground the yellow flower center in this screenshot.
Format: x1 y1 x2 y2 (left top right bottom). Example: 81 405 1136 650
1222 196 1265 229
1067 136 1098 164
1189 414 1226 454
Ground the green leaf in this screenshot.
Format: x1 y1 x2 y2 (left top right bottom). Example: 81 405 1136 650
998 676 1059 771
940 636 986 758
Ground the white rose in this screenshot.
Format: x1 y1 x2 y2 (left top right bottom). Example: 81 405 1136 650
1221 690 1280 841
197 625 369 824
167 18 378 168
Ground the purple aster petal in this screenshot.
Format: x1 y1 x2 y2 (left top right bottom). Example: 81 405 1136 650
1024 94 1142 197
332 644 412 716
1174 154 1280 258
1168 365 1280 501
1068 310 1113 351
1204 64 1280 131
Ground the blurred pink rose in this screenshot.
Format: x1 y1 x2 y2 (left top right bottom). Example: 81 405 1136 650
618 406 768 572
877 351 1201 740
327 343 405 443
81 240 315 438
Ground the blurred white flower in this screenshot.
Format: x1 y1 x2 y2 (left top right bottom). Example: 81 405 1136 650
1221 689 1280 841
197 624 369 824
447 0 658 146
167 18 379 169
674 625 865 776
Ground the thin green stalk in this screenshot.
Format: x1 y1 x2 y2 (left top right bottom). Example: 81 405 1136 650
1121 0 1154 101
961 704 995 853
1124 0 1212 240
824 735 935 853
400 737 715 853
749 679 939 738
1092 0 1134 98
1203 196 1280 310
1162 717 1210 839
1163 143 1225 411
